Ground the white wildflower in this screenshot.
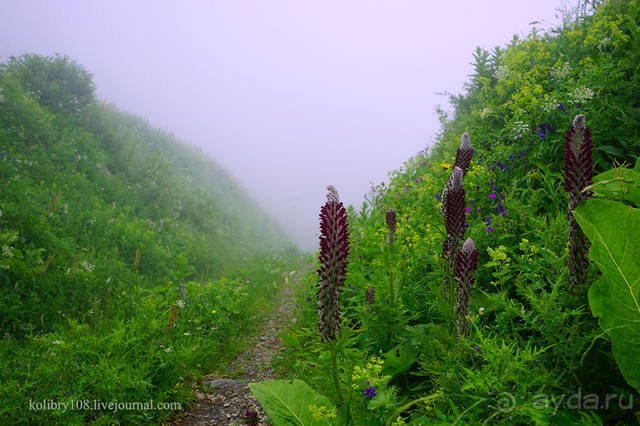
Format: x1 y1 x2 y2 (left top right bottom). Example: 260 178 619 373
550 62 571 79
52 340 63 345
1 245 13 257
81 260 95 272
176 299 185 308
494 65 509 81
569 87 594 104
480 107 492 119
183 332 190 336
510 121 530 140
165 347 172 353
541 97 559 114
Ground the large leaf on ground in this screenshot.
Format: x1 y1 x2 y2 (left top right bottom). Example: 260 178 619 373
573 199 640 391
590 166 640 207
248 379 335 425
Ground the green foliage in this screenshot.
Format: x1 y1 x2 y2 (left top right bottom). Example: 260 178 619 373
574 196 640 392
3 53 96 116
280 2 640 424
249 379 336 425
0 53 302 423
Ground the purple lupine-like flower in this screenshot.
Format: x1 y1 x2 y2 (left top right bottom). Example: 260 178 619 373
486 227 493 233
364 387 377 399
497 201 506 216
484 217 491 225
490 179 498 191
386 208 397 246
558 102 566 111
317 185 350 342
496 161 506 170
465 207 470 213
453 133 474 176
488 193 496 199
442 167 467 300
420 161 428 166
366 287 375 305
564 114 593 293
456 238 479 338
435 193 441 201
473 346 482 354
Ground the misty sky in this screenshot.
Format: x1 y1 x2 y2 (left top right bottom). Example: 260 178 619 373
0 1 573 251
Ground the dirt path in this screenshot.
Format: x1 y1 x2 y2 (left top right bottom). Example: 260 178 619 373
174 270 300 425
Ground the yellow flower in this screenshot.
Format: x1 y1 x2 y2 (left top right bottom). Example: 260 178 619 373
211 310 216 314
441 162 451 169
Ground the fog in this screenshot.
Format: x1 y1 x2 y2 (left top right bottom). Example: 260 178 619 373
0 1 573 251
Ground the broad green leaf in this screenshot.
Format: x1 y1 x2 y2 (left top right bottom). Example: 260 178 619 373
248 379 335 425
590 167 640 207
573 199 640 391
383 342 418 378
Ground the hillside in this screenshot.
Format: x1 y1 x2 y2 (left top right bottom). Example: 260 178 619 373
0 54 301 424
269 1 640 424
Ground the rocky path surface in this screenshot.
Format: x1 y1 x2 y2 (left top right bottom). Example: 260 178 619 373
174 270 300 425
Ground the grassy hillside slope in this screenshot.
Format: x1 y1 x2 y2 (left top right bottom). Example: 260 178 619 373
280 1 640 424
0 54 301 423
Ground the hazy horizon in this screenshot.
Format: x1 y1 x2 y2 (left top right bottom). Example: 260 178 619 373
0 0 576 251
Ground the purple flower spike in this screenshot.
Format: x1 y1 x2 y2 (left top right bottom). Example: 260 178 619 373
366 287 375 305
453 133 474 176
488 193 496 199
558 102 566 111
442 166 467 300
317 185 350 342
486 227 493 233
456 239 479 338
564 114 593 293
386 208 397 246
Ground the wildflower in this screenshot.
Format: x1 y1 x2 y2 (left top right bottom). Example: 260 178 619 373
435 193 441 201
558 102 566 111
478 307 485 315
183 332 190 336
176 299 185 308
165 347 171 353
484 217 491 225
306 296 312 302
453 133 474 176
564 114 593 293
364 386 377 399
386 208 396 246
488 193 496 199
442 167 467 300
442 162 451 169
211 310 216 314
317 185 350 342
486 227 493 233
465 208 470 213
456 238 479 338
366 287 375 305
473 346 482 354
420 161 428 166
490 179 498 191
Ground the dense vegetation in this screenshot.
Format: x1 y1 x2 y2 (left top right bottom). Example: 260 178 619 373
256 1 640 424
0 54 301 423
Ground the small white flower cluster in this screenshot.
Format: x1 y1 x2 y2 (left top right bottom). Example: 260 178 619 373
176 299 185 308
550 62 571 79
81 260 95 272
480 107 492 119
569 87 594 104
541 97 559 114
1 245 14 257
510 121 530 140
494 65 510 82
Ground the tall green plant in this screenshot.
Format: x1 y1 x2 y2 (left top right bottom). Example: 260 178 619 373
573 161 640 392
